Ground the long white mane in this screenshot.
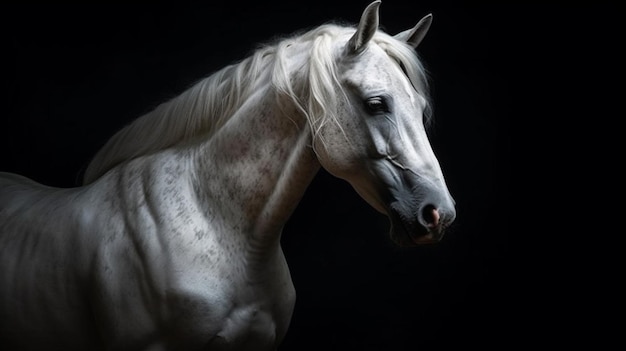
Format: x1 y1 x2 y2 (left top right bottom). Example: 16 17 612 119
82 23 432 184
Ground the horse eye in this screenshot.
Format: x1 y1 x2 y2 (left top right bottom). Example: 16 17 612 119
364 96 389 114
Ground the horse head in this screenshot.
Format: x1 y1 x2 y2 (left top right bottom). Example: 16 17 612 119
314 1 456 246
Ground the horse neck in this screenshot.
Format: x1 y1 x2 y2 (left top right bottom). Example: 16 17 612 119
191 82 319 249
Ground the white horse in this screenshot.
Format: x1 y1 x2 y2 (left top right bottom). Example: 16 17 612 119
0 1 455 350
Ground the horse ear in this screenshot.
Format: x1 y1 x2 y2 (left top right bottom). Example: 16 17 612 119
347 0 381 54
394 13 433 49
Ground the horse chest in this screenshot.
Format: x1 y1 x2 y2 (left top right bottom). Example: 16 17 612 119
159 224 296 349
164 258 295 350
207 303 282 350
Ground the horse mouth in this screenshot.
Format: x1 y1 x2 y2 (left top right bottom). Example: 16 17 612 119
388 203 444 247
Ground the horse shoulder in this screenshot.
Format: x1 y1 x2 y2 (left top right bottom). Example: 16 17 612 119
98 155 296 349
81 157 233 348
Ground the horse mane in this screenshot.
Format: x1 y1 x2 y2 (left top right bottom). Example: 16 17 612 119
82 23 431 184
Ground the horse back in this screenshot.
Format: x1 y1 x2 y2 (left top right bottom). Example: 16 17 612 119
0 172 104 350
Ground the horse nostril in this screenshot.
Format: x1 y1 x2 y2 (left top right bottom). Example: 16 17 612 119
422 205 440 228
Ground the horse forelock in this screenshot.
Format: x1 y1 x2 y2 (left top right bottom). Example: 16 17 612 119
271 24 432 151
82 23 431 184
373 33 433 127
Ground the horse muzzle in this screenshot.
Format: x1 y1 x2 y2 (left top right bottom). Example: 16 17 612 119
387 183 456 247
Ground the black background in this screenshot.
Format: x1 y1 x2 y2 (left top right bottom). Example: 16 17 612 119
0 2 621 350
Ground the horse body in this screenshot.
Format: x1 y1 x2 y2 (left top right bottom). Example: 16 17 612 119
0 152 300 349
0 2 456 350
1 79 305 350
0 174 100 349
